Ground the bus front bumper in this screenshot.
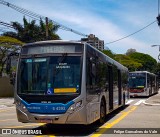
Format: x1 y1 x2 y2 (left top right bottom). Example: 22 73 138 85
16 105 87 124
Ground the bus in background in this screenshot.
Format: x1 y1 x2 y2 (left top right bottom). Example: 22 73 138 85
129 71 158 97
7 40 128 125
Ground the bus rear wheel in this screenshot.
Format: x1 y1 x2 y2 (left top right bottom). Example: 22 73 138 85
123 92 126 107
99 100 106 124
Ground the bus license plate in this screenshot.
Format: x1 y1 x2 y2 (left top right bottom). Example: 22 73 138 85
40 119 53 123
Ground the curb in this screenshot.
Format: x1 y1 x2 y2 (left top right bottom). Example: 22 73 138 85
143 100 160 106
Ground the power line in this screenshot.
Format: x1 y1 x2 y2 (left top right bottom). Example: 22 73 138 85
0 26 14 31
0 0 88 37
0 21 15 34
104 20 156 45
158 0 160 15
0 0 158 45
0 20 14 29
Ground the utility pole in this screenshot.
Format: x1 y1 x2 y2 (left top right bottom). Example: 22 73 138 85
157 0 160 27
45 17 49 40
151 45 160 61
157 15 160 27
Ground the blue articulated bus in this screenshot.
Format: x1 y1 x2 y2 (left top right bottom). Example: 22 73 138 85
12 40 128 124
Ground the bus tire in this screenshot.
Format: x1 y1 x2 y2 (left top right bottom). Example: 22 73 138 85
123 92 125 107
99 99 106 124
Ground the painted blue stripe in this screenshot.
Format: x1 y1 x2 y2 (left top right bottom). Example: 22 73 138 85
21 100 74 114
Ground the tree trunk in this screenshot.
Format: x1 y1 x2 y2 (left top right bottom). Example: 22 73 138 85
0 67 2 77
0 59 2 77
0 58 6 77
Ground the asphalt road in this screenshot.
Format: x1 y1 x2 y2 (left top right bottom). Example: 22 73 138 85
0 96 160 137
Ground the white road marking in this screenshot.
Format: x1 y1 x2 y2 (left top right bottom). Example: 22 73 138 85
134 100 145 106
126 100 134 105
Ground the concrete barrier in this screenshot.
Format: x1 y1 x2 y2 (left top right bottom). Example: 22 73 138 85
0 77 14 97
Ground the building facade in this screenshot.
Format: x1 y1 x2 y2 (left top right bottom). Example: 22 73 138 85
81 34 104 51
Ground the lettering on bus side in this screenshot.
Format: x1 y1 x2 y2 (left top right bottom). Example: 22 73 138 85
41 101 51 103
27 107 41 110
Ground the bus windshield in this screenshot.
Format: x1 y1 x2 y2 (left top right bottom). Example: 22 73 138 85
18 56 82 95
129 76 146 88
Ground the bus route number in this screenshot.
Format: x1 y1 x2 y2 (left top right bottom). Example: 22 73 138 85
53 107 65 111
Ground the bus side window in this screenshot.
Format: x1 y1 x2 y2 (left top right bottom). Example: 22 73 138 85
89 57 96 86
147 74 150 88
91 63 96 77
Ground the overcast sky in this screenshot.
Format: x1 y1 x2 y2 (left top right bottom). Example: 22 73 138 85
0 0 160 61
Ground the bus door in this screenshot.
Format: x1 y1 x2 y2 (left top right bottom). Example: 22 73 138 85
150 76 153 95
108 66 113 110
118 70 122 105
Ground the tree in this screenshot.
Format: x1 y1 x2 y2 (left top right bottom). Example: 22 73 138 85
154 62 160 75
3 17 60 43
128 52 157 72
126 48 136 55
115 54 142 71
102 49 157 72
0 36 23 77
103 50 115 59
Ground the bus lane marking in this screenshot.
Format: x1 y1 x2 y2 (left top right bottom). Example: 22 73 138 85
35 135 56 137
90 106 137 137
126 100 134 105
134 100 145 106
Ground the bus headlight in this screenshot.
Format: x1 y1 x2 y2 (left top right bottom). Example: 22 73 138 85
68 100 82 112
20 103 28 112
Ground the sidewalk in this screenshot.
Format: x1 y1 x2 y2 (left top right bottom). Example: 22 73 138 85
0 97 14 109
144 90 160 106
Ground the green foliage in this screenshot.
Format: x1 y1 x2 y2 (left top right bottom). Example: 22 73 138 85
103 50 157 72
102 50 115 59
3 17 60 43
153 62 160 75
128 52 157 72
0 36 23 77
115 54 142 71
0 36 24 47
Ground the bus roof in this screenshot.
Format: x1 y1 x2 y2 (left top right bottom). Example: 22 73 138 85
22 40 128 71
86 43 128 71
129 71 156 76
23 40 84 47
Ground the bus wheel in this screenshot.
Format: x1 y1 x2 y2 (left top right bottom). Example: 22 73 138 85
99 100 106 124
123 92 126 107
